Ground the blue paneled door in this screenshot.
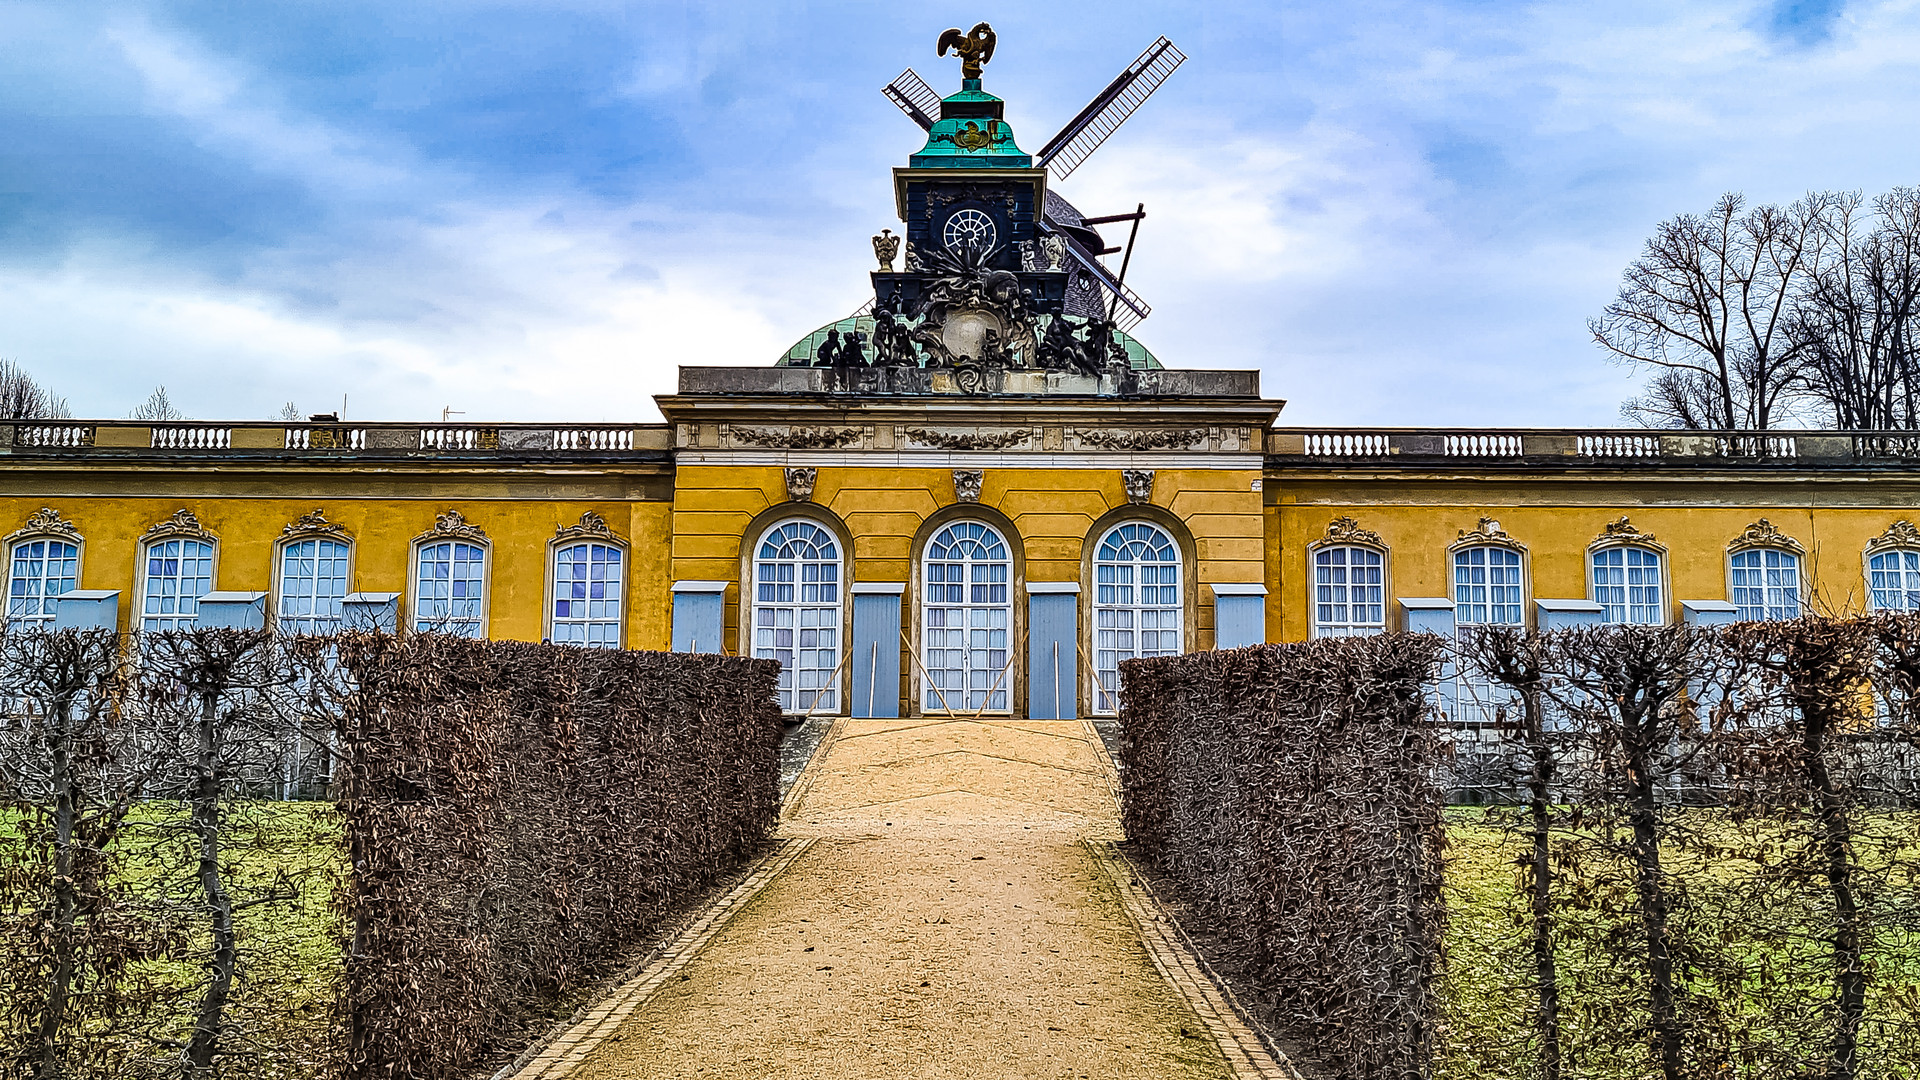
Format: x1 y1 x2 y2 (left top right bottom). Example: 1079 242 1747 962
1027 590 1077 720
850 589 903 718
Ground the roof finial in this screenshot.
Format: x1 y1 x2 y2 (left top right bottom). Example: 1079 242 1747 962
938 22 996 82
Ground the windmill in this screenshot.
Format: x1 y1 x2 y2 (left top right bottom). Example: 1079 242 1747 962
883 36 1185 330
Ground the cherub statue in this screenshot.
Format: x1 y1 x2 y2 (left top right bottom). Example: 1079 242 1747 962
873 229 900 271
815 328 841 367
937 23 996 80
873 304 916 366
839 329 868 368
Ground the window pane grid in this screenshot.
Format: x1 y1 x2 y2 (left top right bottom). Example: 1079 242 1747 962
1314 546 1385 637
1449 545 1525 723
1593 546 1664 625
141 539 214 631
415 541 487 638
923 522 1009 712
1869 549 1920 612
1093 523 1182 714
278 538 351 635
754 521 841 712
552 542 624 648
7 539 80 625
1731 548 1801 621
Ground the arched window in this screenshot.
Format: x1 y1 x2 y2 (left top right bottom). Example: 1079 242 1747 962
278 537 352 634
1591 547 1665 624
142 537 215 631
1730 548 1801 620
414 540 488 637
1869 549 1920 612
552 541 625 647
1313 546 1386 637
1092 522 1182 714
753 520 842 712
5 509 81 627
922 521 1011 712
1452 546 1525 626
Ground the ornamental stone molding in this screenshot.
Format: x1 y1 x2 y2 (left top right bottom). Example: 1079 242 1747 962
785 467 818 504
1866 519 1920 554
280 508 348 540
554 510 617 544
723 425 862 450
1122 469 1154 505
6 507 80 544
1454 517 1524 552
142 508 215 543
1320 516 1384 549
1591 515 1662 550
952 469 984 504
900 427 1035 451
1073 427 1208 452
415 509 487 546
1728 518 1805 555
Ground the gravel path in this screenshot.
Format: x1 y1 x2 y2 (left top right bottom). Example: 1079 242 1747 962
567 718 1230 1080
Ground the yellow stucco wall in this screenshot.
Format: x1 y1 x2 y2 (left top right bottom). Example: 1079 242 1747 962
669 464 1265 657
1267 481 1920 642
0 496 676 648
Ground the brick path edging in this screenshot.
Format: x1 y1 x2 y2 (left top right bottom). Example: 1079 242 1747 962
1086 839 1304 1080
494 837 819 1080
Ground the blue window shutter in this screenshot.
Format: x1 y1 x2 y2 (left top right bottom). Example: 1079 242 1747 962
1211 584 1267 649
672 582 728 653
850 585 904 718
1027 587 1077 719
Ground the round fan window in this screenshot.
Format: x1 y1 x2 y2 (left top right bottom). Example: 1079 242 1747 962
942 208 996 254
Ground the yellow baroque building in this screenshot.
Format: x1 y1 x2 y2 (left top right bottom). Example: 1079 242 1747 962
7 45 1920 722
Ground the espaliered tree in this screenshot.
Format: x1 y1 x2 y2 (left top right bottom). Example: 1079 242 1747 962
1722 618 1877 1080
0 629 136 1080
1548 624 1721 1080
1457 626 1562 1080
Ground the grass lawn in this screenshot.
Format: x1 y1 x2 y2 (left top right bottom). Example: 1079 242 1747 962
2 800 346 1079
1440 808 1920 1080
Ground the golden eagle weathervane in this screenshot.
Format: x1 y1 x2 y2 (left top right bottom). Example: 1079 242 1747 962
937 23 996 80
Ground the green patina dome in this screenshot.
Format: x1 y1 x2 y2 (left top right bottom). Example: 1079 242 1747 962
777 314 1161 370
909 79 1032 169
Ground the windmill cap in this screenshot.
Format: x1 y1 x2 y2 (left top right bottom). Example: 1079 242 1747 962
908 82 1032 169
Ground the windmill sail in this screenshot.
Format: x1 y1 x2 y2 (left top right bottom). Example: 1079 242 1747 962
883 70 942 131
1034 37 1185 181
1060 236 1150 329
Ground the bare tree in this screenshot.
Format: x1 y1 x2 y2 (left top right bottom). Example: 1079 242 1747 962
0 360 72 421
1791 188 1920 430
130 386 187 422
274 402 302 423
1593 192 1838 430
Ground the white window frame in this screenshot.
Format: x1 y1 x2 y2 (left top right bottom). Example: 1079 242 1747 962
1451 544 1528 628
750 518 845 713
4 511 84 629
1090 521 1183 716
1589 543 1669 625
1311 543 1389 638
274 531 354 636
1728 546 1802 621
548 537 627 649
1867 548 1920 613
137 534 218 632
920 520 1013 714
409 512 492 638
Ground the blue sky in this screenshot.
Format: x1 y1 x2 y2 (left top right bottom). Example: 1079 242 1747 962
2 1 1917 425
